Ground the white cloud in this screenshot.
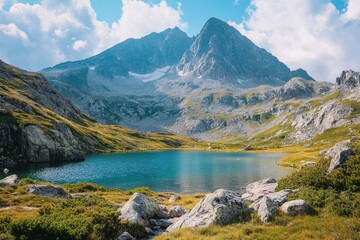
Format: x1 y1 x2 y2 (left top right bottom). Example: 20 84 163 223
0 23 29 43
0 0 187 71
229 0 360 82
344 0 360 20
73 39 87 51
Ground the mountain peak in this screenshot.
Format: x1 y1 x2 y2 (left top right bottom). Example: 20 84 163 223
177 17 312 86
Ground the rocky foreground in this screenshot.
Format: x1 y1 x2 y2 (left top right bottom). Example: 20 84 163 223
0 173 307 240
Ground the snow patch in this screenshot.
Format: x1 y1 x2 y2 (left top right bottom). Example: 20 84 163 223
129 66 171 82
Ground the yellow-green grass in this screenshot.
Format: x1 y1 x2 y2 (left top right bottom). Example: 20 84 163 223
309 91 342 108
156 214 360 240
0 180 203 223
341 99 360 120
0 80 201 153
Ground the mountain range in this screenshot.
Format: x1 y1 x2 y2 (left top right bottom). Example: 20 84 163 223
0 59 196 166
2 17 360 168
40 18 317 137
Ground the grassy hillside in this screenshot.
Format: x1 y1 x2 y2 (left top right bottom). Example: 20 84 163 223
0 60 200 165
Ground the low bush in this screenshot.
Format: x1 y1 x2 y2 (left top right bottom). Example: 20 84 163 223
62 182 106 193
10 196 121 240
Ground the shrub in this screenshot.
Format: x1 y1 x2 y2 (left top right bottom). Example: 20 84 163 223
10 196 121 240
62 182 105 193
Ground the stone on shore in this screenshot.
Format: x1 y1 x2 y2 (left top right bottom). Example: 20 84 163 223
26 184 71 198
167 189 248 231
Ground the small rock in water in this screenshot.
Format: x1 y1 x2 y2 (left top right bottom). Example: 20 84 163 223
3 168 9 174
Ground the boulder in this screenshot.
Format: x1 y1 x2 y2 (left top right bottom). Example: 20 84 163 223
257 197 278 222
325 140 354 173
242 177 278 202
26 184 71 198
168 205 186 218
250 189 293 212
117 232 135 240
167 189 248 231
168 194 180 202
0 174 19 187
120 193 167 225
280 200 308 216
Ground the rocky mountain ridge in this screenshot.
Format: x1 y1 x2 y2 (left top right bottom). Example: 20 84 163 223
0 59 197 167
176 18 313 86
40 18 319 137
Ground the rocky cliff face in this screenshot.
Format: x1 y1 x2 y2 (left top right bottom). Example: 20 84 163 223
0 60 88 165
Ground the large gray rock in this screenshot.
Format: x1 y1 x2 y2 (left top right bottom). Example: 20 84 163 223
257 197 278 222
120 193 166 225
250 189 293 212
0 174 19 187
280 200 308 216
325 140 354 173
117 232 135 240
26 184 71 198
242 177 278 202
336 70 360 89
249 189 293 222
167 189 248 231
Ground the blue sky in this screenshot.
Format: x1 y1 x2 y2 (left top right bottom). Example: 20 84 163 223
90 0 348 36
0 0 359 82
7 0 348 36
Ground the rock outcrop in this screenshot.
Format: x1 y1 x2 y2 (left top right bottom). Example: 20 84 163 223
336 70 360 89
120 193 167 225
167 189 248 231
242 177 278 202
280 200 309 216
243 178 295 222
256 197 278 222
26 184 71 198
0 174 19 187
325 140 354 173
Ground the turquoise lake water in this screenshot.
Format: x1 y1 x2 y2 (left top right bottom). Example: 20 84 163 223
12 151 292 194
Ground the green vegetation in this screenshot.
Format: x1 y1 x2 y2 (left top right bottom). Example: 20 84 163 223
341 99 360 120
158 143 360 240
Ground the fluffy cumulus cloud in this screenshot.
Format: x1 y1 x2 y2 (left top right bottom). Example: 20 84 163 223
0 0 187 71
229 0 360 82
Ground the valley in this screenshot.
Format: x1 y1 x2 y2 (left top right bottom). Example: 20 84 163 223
0 14 359 240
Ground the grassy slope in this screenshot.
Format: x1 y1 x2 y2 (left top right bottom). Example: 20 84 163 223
0 65 201 154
